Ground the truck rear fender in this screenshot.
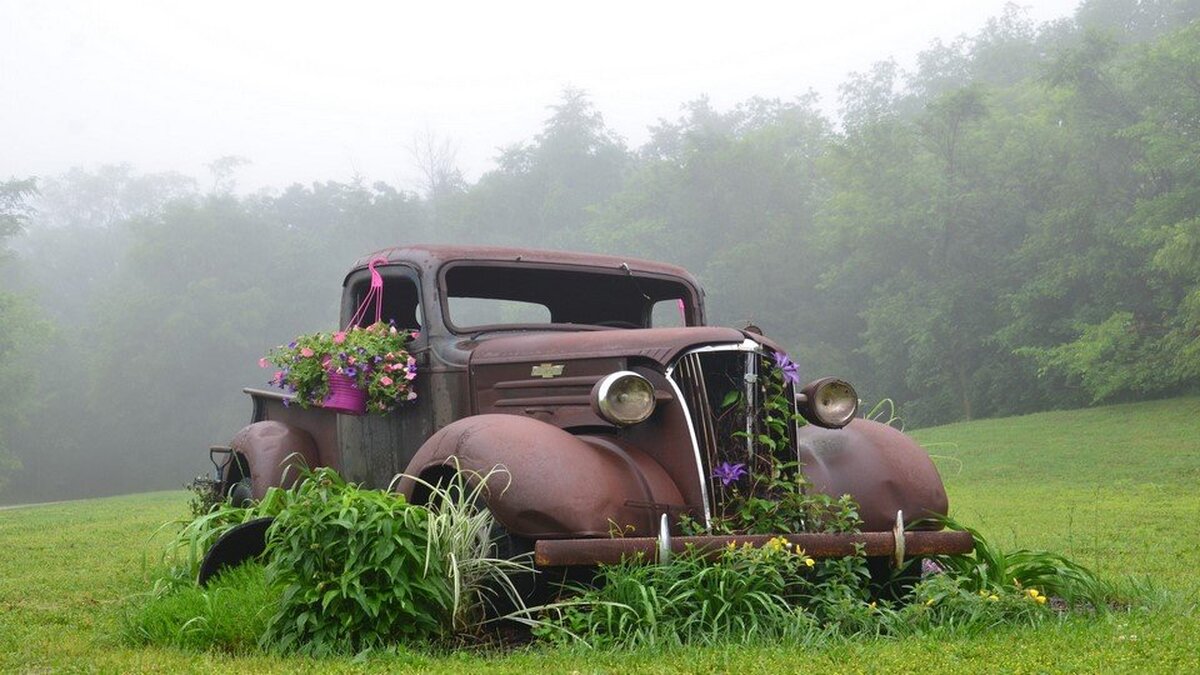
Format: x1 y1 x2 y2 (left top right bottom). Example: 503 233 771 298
229 421 320 500
394 414 685 539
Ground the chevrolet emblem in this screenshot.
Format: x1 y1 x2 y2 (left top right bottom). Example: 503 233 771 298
531 363 565 378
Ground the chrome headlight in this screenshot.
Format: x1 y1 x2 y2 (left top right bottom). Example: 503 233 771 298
799 377 859 428
592 371 656 425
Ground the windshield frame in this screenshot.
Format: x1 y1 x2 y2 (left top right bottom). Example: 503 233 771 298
436 259 703 336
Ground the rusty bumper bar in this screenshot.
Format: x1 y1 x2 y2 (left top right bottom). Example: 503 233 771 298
534 530 975 567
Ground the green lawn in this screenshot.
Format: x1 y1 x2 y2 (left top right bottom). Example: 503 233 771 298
2 397 1197 673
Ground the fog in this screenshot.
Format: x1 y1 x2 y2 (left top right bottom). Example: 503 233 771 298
2 0 1198 503
4 1 1077 190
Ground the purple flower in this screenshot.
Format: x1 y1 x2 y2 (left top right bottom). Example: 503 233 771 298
921 558 944 577
772 351 800 386
288 341 297 349
345 367 358 377
712 461 747 487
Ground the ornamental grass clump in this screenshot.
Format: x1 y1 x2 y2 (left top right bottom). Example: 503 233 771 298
399 465 538 634
261 321 417 413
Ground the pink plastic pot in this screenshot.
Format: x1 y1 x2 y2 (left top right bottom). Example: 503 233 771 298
323 371 367 415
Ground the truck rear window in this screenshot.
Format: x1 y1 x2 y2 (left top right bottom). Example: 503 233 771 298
443 264 694 331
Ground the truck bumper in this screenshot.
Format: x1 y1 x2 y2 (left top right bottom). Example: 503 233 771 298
534 530 974 567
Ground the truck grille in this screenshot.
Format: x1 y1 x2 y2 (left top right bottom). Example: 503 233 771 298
669 345 798 522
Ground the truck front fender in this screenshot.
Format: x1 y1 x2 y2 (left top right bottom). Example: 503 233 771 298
797 418 949 532
229 421 319 500
394 414 685 539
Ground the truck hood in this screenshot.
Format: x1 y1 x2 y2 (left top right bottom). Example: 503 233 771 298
468 326 749 367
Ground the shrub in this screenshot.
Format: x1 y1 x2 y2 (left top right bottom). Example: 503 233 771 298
260 468 452 655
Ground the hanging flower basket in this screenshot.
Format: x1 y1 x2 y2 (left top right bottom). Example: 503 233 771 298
260 322 418 415
259 257 418 415
323 371 368 415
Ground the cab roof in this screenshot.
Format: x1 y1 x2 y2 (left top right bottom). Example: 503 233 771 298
348 244 700 287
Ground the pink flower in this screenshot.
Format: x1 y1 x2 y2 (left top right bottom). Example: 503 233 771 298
385 352 395 361
407 356 416 366
273 370 283 383
258 358 269 368
300 347 314 358
348 356 356 365
406 391 417 400
333 332 346 344
380 376 393 386
405 370 416 381
411 331 420 339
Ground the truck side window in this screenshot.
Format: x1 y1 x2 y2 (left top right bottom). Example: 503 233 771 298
349 274 422 332
650 299 688 328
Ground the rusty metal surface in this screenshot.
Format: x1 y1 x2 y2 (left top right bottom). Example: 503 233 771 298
394 413 685 539
244 388 340 471
229 421 319 500
534 530 975 567
798 419 951 531
469 326 745 367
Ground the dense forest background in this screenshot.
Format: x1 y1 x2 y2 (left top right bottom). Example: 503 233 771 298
2 0 1198 502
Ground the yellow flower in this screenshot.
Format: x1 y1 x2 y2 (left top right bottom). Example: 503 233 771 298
868 601 877 610
925 598 936 607
1026 588 1041 600
805 558 815 567
1036 595 1047 604
726 541 738 551
988 594 999 601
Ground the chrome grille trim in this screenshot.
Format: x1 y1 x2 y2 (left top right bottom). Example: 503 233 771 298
660 375 712 529
666 340 764 532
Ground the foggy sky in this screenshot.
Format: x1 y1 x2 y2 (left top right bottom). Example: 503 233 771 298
2 0 1080 192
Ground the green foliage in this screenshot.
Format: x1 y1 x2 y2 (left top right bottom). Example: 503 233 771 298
260 467 451 654
4 0 1200 499
2 398 1196 669
407 465 537 633
160 484 290 582
263 322 417 413
536 543 825 648
0 178 37 246
697 357 863 536
930 519 1114 606
120 563 276 653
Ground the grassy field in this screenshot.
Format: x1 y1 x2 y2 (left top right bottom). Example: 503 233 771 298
1 397 1197 673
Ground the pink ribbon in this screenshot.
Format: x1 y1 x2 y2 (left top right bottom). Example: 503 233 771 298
346 256 388 328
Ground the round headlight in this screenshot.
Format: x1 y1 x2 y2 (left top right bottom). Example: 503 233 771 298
592 371 656 426
802 377 859 428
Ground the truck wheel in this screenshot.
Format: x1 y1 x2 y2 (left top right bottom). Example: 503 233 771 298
228 478 253 507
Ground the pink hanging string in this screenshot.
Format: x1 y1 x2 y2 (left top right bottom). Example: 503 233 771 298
346 256 388 328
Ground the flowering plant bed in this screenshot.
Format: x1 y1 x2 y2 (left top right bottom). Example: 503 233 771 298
260 321 417 414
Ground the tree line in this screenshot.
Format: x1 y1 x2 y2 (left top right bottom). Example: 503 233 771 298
1 0 1197 501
